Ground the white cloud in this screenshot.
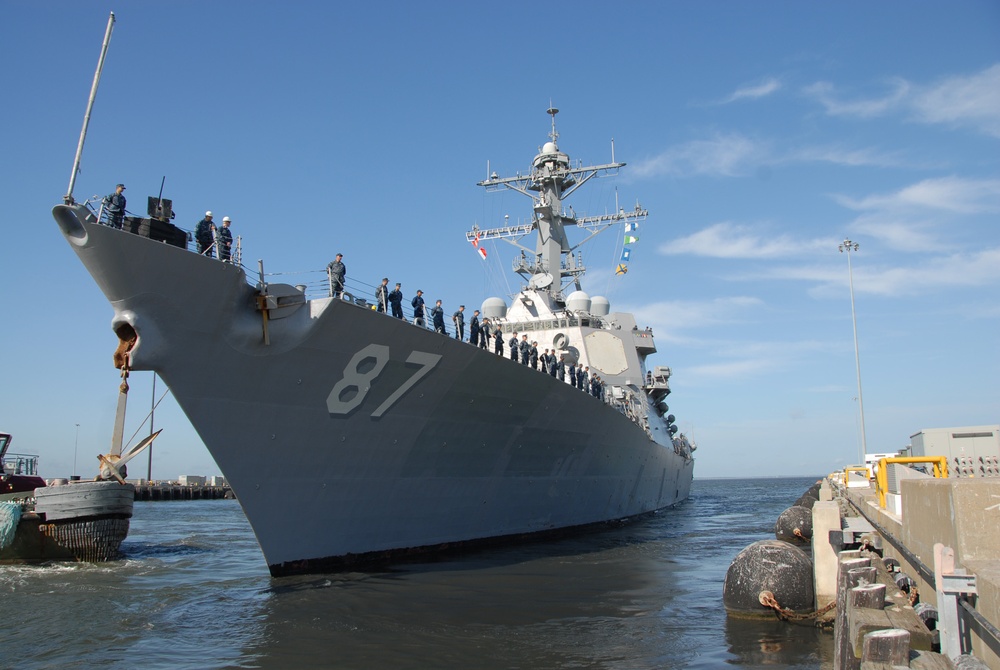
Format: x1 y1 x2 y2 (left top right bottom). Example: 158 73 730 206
786 145 908 168
783 247 1000 298
628 296 763 335
633 135 909 180
911 64 1000 138
723 77 782 103
835 176 1000 214
631 133 767 178
660 222 834 259
849 217 942 253
804 64 1000 137
803 79 910 118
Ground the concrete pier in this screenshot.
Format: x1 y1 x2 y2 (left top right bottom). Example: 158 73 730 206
818 474 1000 669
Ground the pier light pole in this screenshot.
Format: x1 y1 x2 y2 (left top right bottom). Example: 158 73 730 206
74 423 80 477
839 239 867 464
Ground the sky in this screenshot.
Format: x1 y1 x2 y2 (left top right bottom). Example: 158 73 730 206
1 1 998 481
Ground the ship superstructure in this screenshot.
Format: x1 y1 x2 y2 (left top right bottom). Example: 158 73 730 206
471 108 688 453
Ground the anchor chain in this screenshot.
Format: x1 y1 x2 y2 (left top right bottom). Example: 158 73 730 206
758 591 836 625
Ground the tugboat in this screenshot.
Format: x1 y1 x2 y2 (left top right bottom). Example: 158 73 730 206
0 424 151 563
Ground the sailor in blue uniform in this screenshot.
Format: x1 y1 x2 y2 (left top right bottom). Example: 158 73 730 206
103 183 126 229
411 290 425 324
388 283 404 318
375 278 389 312
478 317 490 350
494 325 504 356
469 310 481 347
508 332 519 361
529 342 539 370
452 305 465 340
195 211 215 256
326 253 346 298
218 217 233 262
431 300 446 334
519 335 531 365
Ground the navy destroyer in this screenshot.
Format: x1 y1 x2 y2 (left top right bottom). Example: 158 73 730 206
51 16 694 576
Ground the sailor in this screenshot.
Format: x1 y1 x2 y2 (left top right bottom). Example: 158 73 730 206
566 361 576 384
102 183 126 229
388 282 404 318
590 375 600 397
326 253 346 298
557 354 567 381
494 325 504 356
431 300 446 334
375 278 390 313
546 350 558 377
469 310 481 347
452 305 465 340
508 332 519 361
218 217 233 262
479 317 490 350
578 366 590 391
529 341 539 370
195 211 215 256
519 335 531 365
411 290 425 325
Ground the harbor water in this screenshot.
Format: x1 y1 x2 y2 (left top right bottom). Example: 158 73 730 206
3 477 833 669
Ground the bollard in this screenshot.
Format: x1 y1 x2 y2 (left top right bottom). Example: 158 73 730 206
834 554 871 670
862 628 909 665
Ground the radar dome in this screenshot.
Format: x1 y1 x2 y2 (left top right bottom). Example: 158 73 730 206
542 141 558 154
590 296 610 316
566 290 591 313
482 297 507 320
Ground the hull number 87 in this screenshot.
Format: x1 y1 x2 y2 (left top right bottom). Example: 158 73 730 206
326 344 442 418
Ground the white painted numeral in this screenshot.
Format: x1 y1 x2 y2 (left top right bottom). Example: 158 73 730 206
371 350 442 418
326 345 441 418
326 344 390 415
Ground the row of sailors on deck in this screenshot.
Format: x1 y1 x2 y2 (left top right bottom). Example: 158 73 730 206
101 186 235 263
324 270 608 399
507 332 606 399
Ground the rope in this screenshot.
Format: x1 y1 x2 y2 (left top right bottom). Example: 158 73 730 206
759 591 836 625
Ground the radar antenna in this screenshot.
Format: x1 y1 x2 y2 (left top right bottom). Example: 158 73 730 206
468 109 648 299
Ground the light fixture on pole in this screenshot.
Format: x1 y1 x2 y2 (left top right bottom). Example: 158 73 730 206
74 423 80 478
839 238 867 464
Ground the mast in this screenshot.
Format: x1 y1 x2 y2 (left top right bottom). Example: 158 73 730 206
469 108 648 300
64 11 116 205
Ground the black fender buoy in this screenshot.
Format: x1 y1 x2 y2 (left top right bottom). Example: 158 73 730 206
724 540 815 618
774 505 813 544
794 495 817 509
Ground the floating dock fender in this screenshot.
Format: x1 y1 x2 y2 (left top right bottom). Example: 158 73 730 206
723 539 815 618
774 505 813 545
793 494 817 509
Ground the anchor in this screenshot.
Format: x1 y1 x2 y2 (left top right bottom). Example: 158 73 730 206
96 335 161 483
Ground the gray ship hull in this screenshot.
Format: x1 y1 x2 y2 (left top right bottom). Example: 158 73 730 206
54 206 693 575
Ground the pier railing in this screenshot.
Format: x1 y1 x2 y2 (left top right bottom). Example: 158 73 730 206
874 456 948 509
